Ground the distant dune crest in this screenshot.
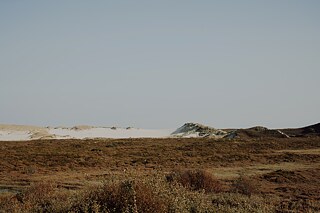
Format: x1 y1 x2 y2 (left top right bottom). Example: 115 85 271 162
0 123 319 141
171 123 228 138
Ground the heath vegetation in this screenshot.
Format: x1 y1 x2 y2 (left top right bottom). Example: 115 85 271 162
0 137 319 212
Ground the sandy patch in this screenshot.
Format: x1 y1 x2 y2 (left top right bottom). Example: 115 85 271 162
70 125 93 131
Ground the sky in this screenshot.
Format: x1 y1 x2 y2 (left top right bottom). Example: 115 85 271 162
0 1 319 129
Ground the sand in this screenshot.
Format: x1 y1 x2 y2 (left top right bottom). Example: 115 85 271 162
0 124 174 141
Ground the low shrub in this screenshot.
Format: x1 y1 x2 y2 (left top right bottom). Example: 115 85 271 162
71 180 167 213
276 199 320 213
0 182 73 213
211 193 276 212
166 169 223 193
230 175 258 196
4 173 317 213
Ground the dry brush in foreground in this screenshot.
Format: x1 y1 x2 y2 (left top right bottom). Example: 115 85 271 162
1 170 319 213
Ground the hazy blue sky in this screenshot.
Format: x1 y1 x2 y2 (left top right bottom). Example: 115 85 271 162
1 1 319 129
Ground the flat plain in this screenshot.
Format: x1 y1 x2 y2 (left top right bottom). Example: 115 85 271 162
0 137 319 212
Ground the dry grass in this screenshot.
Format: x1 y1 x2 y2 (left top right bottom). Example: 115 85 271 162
0 174 276 213
0 137 320 212
4 174 317 213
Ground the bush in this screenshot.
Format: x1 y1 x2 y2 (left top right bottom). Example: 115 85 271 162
211 193 276 212
71 180 167 213
276 199 320 213
166 169 223 193
230 175 258 196
0 182 73 213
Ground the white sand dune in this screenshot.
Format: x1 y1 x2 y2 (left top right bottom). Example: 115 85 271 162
0 123 230 141
0 130 32 141
48 127 173 139
170 123 228 138
0 124 48 141
0 124 174 141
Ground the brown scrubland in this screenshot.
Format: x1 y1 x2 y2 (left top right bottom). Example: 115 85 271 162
0 137 319 212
